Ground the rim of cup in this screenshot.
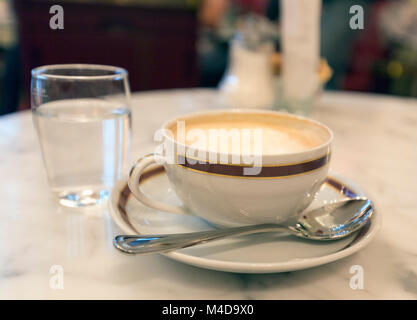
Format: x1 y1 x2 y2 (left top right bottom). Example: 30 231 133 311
161 108 333 160
31 64 128 81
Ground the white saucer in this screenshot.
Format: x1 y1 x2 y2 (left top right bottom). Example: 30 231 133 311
109 166 380 273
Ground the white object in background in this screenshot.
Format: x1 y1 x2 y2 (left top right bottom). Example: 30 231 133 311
219 40 275 109
281 0 321 105
0 0 17 46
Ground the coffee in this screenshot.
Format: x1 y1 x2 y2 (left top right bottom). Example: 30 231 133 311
169 113 326 155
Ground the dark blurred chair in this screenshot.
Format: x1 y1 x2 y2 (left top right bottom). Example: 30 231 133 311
0 43 21 115
14 0 199 110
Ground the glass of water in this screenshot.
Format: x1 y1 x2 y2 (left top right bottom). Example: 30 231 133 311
31 64 131 207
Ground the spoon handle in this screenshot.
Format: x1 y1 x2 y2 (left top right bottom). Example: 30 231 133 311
113 224 291 255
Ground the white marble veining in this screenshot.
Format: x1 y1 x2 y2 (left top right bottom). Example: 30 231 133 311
0 89 416 299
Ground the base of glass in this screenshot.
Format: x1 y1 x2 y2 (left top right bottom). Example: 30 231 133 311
57 189 110 207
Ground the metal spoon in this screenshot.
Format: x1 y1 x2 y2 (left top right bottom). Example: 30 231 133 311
113 198 373 255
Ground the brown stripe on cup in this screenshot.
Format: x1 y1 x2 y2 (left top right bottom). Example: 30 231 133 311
176 153 331 178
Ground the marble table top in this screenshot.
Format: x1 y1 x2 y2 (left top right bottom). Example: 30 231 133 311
0 89 416 299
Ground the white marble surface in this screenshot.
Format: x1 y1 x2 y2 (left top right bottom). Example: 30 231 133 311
0 89 416 299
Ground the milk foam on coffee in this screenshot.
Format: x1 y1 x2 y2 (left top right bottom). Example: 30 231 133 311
171 116 323 155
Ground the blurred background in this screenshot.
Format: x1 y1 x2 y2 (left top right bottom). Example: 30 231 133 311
1 0 417 115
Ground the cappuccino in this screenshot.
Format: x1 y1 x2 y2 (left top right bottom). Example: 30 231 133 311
169 113 326 155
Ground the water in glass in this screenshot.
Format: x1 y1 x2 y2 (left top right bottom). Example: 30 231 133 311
33 98 130 207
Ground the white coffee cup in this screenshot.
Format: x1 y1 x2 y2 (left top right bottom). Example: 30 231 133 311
128 109 332 227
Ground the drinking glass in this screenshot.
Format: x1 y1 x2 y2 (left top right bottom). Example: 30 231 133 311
31 64 131 207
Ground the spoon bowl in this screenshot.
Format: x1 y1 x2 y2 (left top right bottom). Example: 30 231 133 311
292 198 373 240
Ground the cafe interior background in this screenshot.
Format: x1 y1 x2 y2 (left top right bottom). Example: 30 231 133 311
1 0 416 114
1 0 417 300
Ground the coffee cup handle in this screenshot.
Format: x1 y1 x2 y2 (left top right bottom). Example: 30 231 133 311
128 154 188 215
